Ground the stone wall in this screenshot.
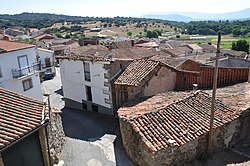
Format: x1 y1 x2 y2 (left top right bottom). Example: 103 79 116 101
0 154 4 166
48 109 65 164
120 109 250 165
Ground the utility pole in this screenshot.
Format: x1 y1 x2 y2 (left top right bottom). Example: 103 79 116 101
208 31 221 158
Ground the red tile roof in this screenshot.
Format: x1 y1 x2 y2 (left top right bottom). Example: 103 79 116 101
33 34 54 41
118 91 242 152
0 88 48 151
162 46 192 57
114 41 133 49
0 40 35 52
114 59 160 86
209 82 250 111
57 46 159 62
110 47 158 60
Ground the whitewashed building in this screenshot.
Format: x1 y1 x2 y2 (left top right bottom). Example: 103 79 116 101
58 46 159 115
0 40 43 100
38 48 56 75
60 58 113 114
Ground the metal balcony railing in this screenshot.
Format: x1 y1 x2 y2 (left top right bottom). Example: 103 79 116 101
12 63 40 78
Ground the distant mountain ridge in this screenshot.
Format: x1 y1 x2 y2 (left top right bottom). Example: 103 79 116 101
142 8 250 22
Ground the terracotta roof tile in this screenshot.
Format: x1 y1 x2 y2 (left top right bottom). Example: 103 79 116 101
114 41 133 49
109 47 158 60
0 88 48 151
118 91 243 153
0 40 35 52
162 46 192 57
114 59 159 86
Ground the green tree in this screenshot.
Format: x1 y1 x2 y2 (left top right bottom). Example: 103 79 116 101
127 31 132 36
232 28 242 37
146 30 158 38
232 40 249 53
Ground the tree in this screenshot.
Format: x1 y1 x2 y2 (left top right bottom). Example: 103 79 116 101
232 40 249 54
127 31 132 36
146 30 158 38
232 28 242 37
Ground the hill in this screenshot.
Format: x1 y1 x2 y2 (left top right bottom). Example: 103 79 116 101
143 8 250 22
0 12 181 29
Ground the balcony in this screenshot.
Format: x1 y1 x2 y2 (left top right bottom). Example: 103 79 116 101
12 64 40 78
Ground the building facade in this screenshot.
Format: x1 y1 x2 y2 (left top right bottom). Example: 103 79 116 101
38 48 56 75
0 40 42 100
60 59 113 115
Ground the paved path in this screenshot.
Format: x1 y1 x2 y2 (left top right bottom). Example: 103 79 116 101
42 67 134 166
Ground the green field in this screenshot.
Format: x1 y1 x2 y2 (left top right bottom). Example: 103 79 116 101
177 35 250 50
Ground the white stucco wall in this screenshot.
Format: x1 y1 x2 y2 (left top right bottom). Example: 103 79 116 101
0 47 43 100
144 67 176 96
38 48 55 74
60 59 111 108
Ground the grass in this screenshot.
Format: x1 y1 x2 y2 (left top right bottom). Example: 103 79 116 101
51 21 175 38
176 34 250 50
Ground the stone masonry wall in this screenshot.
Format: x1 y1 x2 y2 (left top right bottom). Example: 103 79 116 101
48 109 65 164
0 154 4 166
120 109 250 166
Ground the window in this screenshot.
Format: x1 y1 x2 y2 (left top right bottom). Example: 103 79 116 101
18 55 29 69
0 66 2 78
84 62 91 81
22 78 33 91
85 86 92 101
44 58 51 67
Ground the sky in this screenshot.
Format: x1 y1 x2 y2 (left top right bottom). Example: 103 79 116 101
1 0 250 17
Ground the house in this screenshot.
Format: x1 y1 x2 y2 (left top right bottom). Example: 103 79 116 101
33 34 54 42
162 46 193 57
111 40 133 49
198 44 216 53
58 46 113 114
79 38 99 46
221 49 248 59
187 44 203 53
52 39 78 47
38 48 56 75
205 57 250 68
0 87 50 166
112 59 178 110
111 57 203 110
118 83 250 165
135 41 159 48
58 46 159 115
159 40 187 49
51 45 70 56
5 28 24 37
0 40 43 100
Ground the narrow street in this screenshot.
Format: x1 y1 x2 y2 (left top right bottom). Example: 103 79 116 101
41 67 134 166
